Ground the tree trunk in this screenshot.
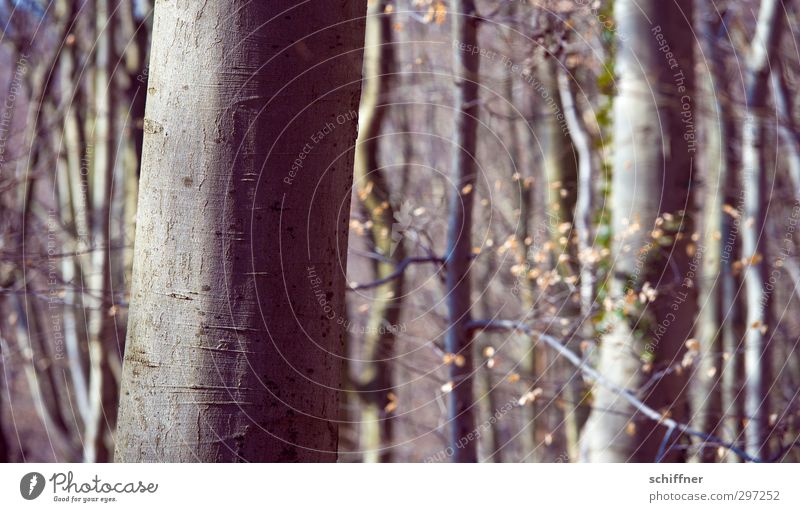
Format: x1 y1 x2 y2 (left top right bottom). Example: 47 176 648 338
119 0 150 290
115 0 367 462
771 63 800 195
557 64 595 322
557 63 595 462
538 53 581 462
57 0 92 435
354 0 403 463
445 0 480 463
581 0 696 462
688 2 728 462
475 258 503 462
84 0 119 463
741 0 783 461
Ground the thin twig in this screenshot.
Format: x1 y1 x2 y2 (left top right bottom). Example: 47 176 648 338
466 318 764 462
347 256 444 291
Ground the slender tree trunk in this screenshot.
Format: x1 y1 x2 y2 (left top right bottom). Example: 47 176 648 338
537 53 581 461
475 342 503 462
690 3 747 462
771 62 800 195
689 3 729 462
17 29 78 459
84 0 119 463
741 0 783 461
581 0 696 462
353 0 403 463
445 0 480 463
718 184 747 463
557 65 595 322
556 63 595 462
115 0 367 462
58 2 92 430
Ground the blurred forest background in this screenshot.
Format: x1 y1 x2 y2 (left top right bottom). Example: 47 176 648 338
1 0 800 463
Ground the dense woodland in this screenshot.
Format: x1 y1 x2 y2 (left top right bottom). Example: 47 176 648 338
0 0 799 462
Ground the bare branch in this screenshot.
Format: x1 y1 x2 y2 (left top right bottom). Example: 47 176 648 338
347 256 444 292
466 319 765 462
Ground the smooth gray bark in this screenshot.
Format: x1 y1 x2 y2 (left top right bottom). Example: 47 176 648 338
557 63 595 462
84 0 119 463
581 0 696 462
115 0 367 462
771 65 800 195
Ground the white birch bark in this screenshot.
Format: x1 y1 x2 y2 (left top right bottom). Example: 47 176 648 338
741 0 783 461
581 0 697 462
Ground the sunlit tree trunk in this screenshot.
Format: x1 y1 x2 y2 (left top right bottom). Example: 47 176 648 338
557 63 595 462
115 0 367 462
57 0 95 437
506 2 540 464
538 53 581 462
57 38 91 431
118 0 150 290
581 0 696 462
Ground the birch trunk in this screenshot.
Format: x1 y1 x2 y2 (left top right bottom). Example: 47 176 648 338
741 0 783 461
58 81 91 428
581 0 696 462
556 64 595 462
115 0 367 462
354 0 403 463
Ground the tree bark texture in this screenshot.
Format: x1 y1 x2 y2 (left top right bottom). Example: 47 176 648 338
115 0 367 462
581 0 697 462
741 0 783 461
445 0 480 463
